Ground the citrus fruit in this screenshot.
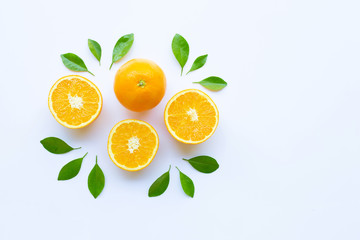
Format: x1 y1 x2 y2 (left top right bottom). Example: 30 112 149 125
108 119 159 171
48 75 102 129
114 58 166 112
164 89 219 144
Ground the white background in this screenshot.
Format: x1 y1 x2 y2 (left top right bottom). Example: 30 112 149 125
1 0 360 239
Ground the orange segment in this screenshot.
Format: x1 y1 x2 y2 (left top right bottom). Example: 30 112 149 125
164 89 219 144
108 119 159 171
48 75 102 129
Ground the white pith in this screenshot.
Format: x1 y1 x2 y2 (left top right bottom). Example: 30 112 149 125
127 136 140 153
187 108 198 121
68 94 83 109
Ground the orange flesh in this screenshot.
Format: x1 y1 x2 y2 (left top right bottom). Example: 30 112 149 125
166 91 218 142
51 78 100 127
109 121 158 170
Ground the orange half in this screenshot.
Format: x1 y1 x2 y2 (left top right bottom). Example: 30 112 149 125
108 119 159 171
48 75 102 129
164 89 219 144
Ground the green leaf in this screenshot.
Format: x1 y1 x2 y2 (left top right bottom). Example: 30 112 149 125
40 137 80 154
176 167 195 198
193 76 227 91
183 156 219 173
109 33 134 69
58 153 88 181
60 53 94 76
186 54 208 75
148 165 171 197
172 33 189 76
88 39 102 64
88 156 105 199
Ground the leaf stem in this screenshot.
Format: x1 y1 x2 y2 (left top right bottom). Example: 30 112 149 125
73 147 82 150
88 71 95 76
175 166 180 172
181 68 183 76
192 82 200 84
96 155 98 164
182 158 189 161
168 165 171 172
109 62 114 70
82 152 88 159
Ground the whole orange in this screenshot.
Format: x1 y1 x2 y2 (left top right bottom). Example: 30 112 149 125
114 58 166 112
